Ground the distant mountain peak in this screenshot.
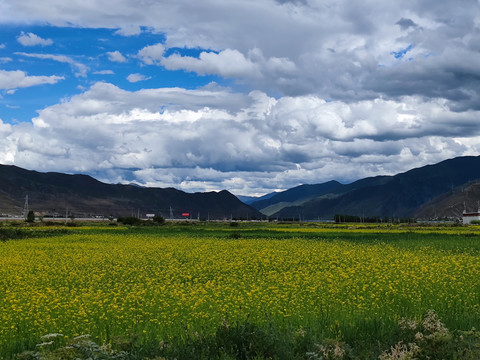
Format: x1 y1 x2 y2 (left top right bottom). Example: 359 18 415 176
254 155 480 220
0 164 263 220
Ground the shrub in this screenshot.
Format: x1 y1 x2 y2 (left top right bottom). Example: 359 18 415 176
228 231 241 239
379 310 480 360
307 339 353 359
153 215 165 224
116 216 142 226
26 210 35 223
15 333 131 360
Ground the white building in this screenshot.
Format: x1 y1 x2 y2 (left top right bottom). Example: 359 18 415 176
462 208 480 224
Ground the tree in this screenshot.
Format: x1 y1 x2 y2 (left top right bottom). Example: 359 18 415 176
26 210 35 223
152 215 165 224
117 216 142 226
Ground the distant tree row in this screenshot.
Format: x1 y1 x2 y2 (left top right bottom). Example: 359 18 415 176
334 214 416 223
117 215 165 226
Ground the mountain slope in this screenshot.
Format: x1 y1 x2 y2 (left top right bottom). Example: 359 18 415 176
414 181 480 219
236 192 278 205
270 155 480 220
0 165 263 219
250 181 345 212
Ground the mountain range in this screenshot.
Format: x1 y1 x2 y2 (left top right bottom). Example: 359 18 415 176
0 165 263 220
1 155 480 221
248 155 480 220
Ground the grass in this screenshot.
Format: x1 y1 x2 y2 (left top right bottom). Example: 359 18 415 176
1 221 480 359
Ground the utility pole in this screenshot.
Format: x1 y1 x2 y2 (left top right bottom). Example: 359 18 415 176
23 195 29 219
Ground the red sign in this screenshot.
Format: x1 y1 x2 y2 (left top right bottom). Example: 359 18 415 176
182 213 190 217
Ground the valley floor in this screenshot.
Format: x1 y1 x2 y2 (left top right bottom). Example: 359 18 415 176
1 221 480 359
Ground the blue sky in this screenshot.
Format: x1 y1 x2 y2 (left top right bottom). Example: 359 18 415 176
1 25 225 123
1 1 480 196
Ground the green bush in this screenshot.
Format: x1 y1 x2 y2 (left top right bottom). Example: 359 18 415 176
116 216 143 226
26 210 35 223
153 215 165 224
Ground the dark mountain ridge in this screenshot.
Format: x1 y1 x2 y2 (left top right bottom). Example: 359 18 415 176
414 180 480 219
253 155 480 220
236 191 278 205
250 180 344 211
0 165 263 220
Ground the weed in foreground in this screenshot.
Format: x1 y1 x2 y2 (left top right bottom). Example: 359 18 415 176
15 311 480 360
380 309 480 360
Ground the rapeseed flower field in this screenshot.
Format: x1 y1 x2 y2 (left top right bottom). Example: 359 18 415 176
1 223 480 358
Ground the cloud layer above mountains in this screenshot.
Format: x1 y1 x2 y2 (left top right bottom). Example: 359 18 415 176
1 0 480 195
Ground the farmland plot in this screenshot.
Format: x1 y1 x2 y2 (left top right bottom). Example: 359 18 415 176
1 223 480 358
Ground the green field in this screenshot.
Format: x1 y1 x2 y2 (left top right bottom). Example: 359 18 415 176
1 222 480 359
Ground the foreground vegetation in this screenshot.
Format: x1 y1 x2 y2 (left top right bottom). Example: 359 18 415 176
1 221 480 359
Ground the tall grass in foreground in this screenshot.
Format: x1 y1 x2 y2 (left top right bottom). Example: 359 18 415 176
1 224 480 358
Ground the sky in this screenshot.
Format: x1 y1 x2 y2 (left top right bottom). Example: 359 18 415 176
0 0 480 196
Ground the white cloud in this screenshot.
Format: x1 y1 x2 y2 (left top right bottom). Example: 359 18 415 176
2 1 480 107
126 73 151 83
0 118 15 164
106 50 127 63
15 52 88 77
137 43 165 65
139 45 297 83
0 57 12 63
0 82 477 195
93 70 114 75
114 25 141 36
17 31 53 46
1 1 480 194
0 69 64 90
161 49 261 78
0 43 5 49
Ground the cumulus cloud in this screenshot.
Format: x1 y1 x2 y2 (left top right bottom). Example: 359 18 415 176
396 18 417 30
17 31 53 46
0 118 15 164
126 73 151 82
107 50 127 63
15 52 88 77
0 82 477 195
114 25 141 36
161 49 261 78
139 45 297 87
2 1 480 108
137 43 165 65
0 69 64 90
1 1 480 194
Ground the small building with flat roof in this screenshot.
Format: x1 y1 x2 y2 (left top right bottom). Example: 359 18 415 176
463 208 480 224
